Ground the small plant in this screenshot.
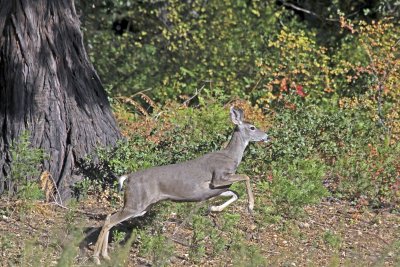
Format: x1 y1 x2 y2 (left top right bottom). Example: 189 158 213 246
8 130 45 198
72 177 92 200
323 230 342 250
108 230 139 267
56 230 85 267
230 232 267 267
265 158 328 218
64 200 78 233
16 181 44 201
221 212 241 232
333 142 400 206
0 234 15 252
189 214 210 262
112 229 126 245
138 229 173 267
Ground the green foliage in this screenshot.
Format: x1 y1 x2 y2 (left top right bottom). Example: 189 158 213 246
137 229 174 267
16 181 43 201
72 177 92 199
107 230 139 267
189 214 213 261
268 103 382 161
19 228 84 267
79 0 281 100
64 201 78 233
21 238 48 267
230 234 267 267
333 141 400 206
160 104 231 162
265 158 328 218
8 130 45 198
256 27 335 106
112 229 127 245
323 230 342 250
0 233 15 252
9 131 44 181
56 230 84 267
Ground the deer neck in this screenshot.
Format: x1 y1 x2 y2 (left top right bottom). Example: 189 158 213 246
224 128 248 166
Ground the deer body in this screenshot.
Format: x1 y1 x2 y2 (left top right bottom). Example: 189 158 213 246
93 107 268 264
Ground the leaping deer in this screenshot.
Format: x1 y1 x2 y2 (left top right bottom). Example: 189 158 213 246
93 107 268 264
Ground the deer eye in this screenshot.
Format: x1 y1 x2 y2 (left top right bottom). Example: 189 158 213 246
250 126 256 131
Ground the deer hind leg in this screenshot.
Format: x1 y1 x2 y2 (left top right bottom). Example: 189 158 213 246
100 210 147 260
93 208 146 265
209 191 238 212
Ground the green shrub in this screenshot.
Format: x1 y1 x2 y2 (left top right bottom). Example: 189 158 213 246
333 142 400 206
137 229 174 267
112 229 127 245
189 214 212 261
56 230 84 267
80 0 284 101
230 233 267 267
255 27 335 106
265 158 328 218
16 181 43 201
267 102 381 162
107 230 139 267
323 230 342 250
7 130 45 199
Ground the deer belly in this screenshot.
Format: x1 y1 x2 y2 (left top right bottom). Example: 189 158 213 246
161 180 229 202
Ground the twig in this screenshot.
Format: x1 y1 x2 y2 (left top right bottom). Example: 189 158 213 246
170 237 191 247
278 1 362 22
46 201 105 218
279 1 320 18
49 172 63 206
250 77 262 93
182 84 205 106
129 88 153 98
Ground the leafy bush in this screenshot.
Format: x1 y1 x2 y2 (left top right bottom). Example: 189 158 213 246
7 131 45 199
230 233 267 267
332 142 400 207
263 158 328 218
255 27 336 107
323 230 342 250
80 0 284 101
138 229 174 267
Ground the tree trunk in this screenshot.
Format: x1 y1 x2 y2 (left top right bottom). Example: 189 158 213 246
0 0 121 199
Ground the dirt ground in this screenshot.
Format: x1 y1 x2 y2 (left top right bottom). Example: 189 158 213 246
0 197 399 267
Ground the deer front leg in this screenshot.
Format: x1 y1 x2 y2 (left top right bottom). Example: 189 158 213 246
244 178 254 212
209 191 238 212
211 174 254 213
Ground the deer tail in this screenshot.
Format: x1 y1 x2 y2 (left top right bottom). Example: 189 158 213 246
118 175 129 191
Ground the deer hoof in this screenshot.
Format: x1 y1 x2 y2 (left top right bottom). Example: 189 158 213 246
93 256 101 265
247 206 254 215
103 254 111 261
209 206 222 212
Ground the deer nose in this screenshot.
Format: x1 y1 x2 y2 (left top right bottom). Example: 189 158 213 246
261 134 269 143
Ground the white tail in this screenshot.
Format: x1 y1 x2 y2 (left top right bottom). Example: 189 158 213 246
118 175 128 191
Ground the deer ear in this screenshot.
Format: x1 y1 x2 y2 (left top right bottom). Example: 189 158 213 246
230 107 244 125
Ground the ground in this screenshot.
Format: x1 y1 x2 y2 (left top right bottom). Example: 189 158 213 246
0 195 399 267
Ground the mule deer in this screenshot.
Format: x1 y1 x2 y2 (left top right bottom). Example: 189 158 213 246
93 107 268 264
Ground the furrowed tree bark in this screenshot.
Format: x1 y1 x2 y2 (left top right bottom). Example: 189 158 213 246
0 0 121 199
